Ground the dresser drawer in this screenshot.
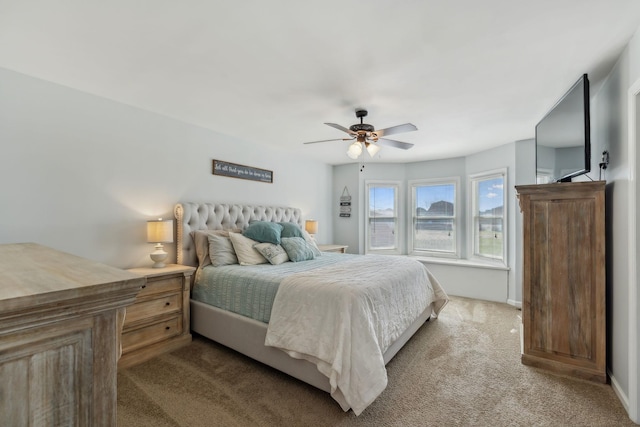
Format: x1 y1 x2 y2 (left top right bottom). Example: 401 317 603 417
138 276 182 298
125 293 181 325
122 316 182 353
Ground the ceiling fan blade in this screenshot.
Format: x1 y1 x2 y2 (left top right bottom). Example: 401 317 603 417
376 138 414 150
374 123 417 138
325 123 356 135
303 137 353 145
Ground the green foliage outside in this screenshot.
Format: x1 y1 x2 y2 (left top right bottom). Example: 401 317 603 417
479 230 503 258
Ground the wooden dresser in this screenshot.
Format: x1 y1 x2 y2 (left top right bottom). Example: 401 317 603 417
119 264 195 369
516 181 606 383
0 243 143 426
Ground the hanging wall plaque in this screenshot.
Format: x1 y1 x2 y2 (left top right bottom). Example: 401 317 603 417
340 186 351 217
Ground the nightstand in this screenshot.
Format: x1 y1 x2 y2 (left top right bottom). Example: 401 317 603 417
119 264 195 369
318 244 348 253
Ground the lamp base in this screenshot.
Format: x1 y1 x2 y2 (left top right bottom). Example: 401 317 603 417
150 243 168 268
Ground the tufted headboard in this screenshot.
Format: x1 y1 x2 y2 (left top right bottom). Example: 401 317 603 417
174 203 303 267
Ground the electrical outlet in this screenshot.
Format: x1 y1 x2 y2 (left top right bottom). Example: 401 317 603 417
600 151 609 170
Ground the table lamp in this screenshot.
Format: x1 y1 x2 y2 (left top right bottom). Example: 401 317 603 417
305 219 318 240
147 218 174 268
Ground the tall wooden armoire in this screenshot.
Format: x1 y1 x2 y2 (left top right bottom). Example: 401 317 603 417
516 181 606 383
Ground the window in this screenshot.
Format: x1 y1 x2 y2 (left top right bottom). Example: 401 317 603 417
410 178 459 257
470 169 507 262
536 168 553 184
366 182 399 253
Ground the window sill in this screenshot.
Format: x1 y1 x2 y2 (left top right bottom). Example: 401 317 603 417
409 255 510 271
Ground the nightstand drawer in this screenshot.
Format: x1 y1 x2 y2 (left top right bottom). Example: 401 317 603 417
138 276 182 298
120 264 195 369
122 316 182 353
125 293 181 325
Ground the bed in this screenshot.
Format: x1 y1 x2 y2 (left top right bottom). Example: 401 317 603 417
174 203 448 415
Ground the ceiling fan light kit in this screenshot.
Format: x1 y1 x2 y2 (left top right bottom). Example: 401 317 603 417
303 109 417 160
347 141 363 159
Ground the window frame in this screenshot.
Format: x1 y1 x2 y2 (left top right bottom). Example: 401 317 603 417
468 168 508 264
365 180 401 255
408 177 461 258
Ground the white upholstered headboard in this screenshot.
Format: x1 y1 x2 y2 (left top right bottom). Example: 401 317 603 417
174 203 303 267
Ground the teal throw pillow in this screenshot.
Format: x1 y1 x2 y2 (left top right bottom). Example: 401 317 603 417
281 237 316 262
243 221 283 245
278 222 304 238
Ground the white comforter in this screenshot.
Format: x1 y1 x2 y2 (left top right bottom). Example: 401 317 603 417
264 254 448 415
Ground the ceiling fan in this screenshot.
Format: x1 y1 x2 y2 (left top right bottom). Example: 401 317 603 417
303 109 417 159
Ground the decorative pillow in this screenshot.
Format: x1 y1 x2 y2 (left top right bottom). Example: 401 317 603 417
229 232 267 265
278 222 304 239
243 221 284 245
281 237 316 262
302 230 322 257
207 233 238 267
253 242 289 265
191 229 236 268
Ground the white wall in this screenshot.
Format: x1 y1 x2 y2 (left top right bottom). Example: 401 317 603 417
586 25 640 420
514 139 536 304
591 46 630 405
0 68 333 268
332 164 360 253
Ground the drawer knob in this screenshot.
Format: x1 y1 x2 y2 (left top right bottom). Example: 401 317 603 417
165 326 171 330
165 302 171 306
141 285 146 289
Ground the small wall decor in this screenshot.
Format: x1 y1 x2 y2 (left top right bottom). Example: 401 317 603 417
339 186 351 217
212 159 273 183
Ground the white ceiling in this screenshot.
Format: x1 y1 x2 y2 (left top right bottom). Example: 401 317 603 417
2 1 640 165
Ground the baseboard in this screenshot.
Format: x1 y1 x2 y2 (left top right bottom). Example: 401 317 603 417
609 371 631 415
507 299 522 309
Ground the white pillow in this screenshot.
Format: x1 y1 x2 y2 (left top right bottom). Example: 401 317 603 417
229 232 267 265
254 242 289 265
207 233 238 267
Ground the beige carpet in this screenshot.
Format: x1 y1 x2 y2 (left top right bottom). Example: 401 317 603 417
118 297 632 426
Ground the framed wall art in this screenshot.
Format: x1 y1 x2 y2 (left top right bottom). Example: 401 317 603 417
212 159 273 183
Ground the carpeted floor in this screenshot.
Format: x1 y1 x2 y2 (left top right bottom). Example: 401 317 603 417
117 297 633 426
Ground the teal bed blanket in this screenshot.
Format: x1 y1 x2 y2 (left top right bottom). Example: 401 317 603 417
192 252 355 323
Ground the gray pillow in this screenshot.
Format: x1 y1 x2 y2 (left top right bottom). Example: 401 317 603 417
207 233 239 267
281 237 316 262
243 221 284 245
302 230 322 257
253 242 289 265
191 229 236 268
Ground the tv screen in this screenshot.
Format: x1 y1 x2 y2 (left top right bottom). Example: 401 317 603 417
535 74 590 183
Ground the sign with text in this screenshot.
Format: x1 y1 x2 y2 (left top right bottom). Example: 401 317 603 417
212 160 273 183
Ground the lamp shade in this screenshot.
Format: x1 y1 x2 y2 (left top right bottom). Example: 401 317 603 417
366 142 381 157
346 142 363 159
305 219 318 235
147 219 174 243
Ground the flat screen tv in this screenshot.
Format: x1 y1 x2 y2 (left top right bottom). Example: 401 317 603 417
535 74 590 183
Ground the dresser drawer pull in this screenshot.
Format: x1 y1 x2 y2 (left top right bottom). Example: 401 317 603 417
141 284 146 289
165 326 171 330
165 302 171 306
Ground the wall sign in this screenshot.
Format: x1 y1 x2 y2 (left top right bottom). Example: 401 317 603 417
340 186 351 217
212 160 273 183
